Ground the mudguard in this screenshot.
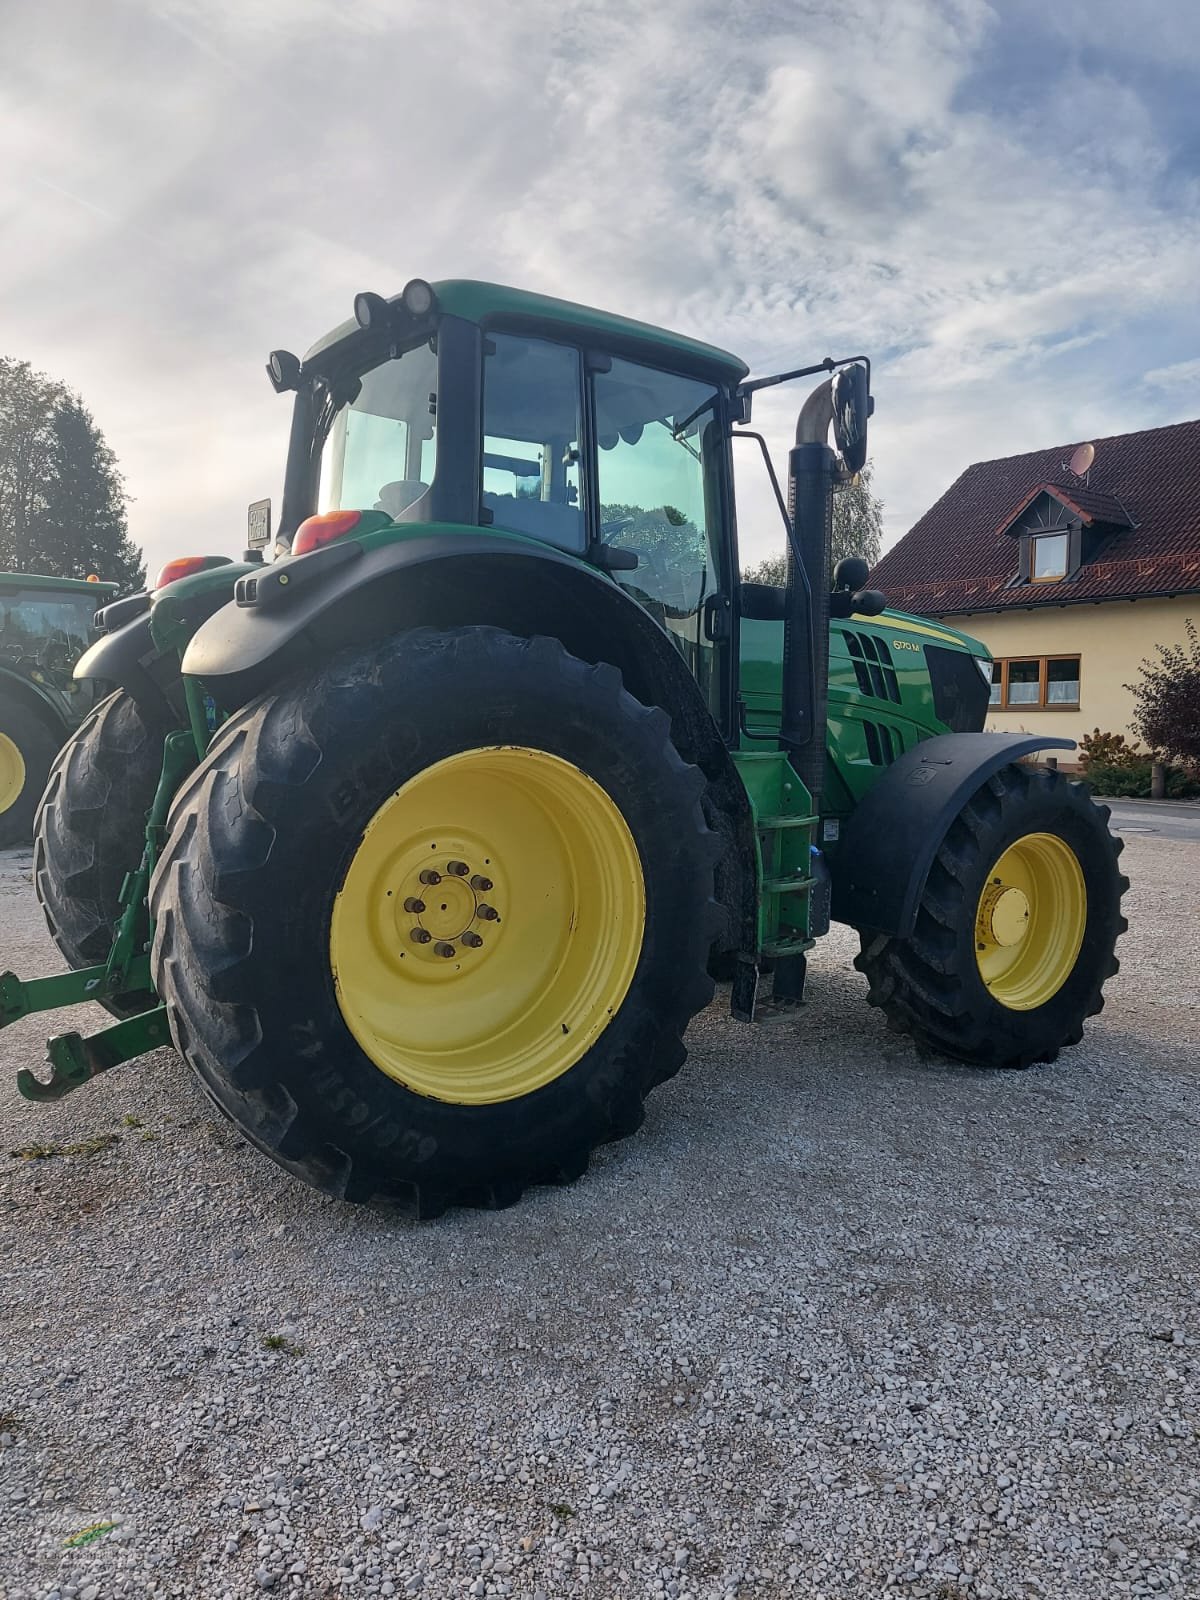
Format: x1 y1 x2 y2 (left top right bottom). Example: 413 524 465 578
830 731 1075 936
72 613 178 723
74 567 256 722
183 532 686 720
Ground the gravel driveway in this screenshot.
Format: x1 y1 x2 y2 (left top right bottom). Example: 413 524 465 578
0 822 1197 1600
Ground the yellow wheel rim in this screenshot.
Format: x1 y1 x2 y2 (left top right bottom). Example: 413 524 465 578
974 832 1087 1011
0 731 26 816
329 746 646 1104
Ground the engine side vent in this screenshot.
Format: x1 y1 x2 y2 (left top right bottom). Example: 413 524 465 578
844 631 901 703
862 719 903 765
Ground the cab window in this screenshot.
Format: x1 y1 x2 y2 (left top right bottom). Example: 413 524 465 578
482 335 584 551
592 358 723 686
319 340 438 520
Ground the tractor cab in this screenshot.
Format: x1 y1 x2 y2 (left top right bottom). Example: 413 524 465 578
267 280 745 718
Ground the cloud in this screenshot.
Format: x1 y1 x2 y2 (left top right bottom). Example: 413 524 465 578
1 0 1197 581
1143 357 1200 391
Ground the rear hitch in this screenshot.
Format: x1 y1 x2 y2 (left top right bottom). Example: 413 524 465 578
17 1006 171 1102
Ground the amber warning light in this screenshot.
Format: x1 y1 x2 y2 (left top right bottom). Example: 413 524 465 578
291 510 363 556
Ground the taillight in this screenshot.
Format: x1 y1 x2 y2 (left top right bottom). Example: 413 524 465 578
154 555 229 589
292 509 363 556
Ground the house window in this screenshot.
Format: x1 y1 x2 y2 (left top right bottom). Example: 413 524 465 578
990 656 1080 710
1007 660 1041 704
1030 532 1068 582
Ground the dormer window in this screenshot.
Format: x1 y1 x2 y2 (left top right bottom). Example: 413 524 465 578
996 482 1135 591
1030 531 1068 582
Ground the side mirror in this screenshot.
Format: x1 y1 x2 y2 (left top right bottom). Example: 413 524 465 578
831 363 871 476
830 586 887 619
833 556 871 592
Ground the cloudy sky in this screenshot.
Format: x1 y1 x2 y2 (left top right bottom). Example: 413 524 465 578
4 0 1199 579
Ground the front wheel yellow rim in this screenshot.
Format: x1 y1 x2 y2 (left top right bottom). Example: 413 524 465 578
0 731 26 815
974 832 1087 1011
329 746 646 1104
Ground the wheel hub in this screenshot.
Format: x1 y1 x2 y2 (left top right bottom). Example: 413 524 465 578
396 857 498 963
0 730 26 815
976 881 1030 950
973 832 1087 1011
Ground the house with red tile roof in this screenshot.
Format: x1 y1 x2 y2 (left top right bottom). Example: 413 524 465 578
871 418 1200 757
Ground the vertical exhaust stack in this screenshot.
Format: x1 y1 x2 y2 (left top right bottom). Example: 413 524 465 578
780 364 871 814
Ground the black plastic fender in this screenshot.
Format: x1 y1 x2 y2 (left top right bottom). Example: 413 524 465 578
830 731 1076 936
72 613 178 724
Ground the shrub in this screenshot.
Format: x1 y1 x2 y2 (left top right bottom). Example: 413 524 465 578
1083 758 1200 799
1078 728 1145 769
1126 618 1200 767
1084 759 1154 797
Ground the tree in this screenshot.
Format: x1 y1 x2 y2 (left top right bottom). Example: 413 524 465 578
1125 618 1200 767
0 358 144 590
742 460 885 586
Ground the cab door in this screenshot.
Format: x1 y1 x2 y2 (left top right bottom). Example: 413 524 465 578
589 356 734 736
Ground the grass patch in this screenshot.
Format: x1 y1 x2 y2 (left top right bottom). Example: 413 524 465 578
9 1132 119 1160
261 1334 304 1356
63 1521 118 1548
121 1114 144 1128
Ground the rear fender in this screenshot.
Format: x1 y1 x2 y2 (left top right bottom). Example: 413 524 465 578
830 731 1075 936
74 565 254 723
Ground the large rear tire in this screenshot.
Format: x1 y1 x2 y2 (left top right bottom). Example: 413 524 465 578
149 627 719 1216
855 763 1127 1068
34 690 165 1017
0 699 60 848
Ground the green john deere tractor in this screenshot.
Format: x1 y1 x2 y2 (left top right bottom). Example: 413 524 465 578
0 571 117 847
1 279 1127 1216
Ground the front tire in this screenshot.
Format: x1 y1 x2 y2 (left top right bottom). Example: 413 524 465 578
855 763 1127 1069
149 628 719 1216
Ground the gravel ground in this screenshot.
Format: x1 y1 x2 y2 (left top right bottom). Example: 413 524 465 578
0 824 1197 1600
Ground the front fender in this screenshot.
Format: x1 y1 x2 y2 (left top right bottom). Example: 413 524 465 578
830 731 1076 936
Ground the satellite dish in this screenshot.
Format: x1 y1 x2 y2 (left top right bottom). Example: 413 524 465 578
1069 442 1095 478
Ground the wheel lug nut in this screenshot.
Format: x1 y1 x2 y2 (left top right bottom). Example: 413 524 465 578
403 897 426 914
410 928 432 945
470 874 493 892
446 860 469 877
477 903 499 922
419 869 442 886
434 941 456 958
461 931 483 949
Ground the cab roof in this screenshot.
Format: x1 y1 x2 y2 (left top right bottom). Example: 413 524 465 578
0 571 117 595
304 279 748 384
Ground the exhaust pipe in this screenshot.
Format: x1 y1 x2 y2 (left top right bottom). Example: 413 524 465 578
781 381 837 813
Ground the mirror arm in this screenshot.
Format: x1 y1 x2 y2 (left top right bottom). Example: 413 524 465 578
730 429 791 538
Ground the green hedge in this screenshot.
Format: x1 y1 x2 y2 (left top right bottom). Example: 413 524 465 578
1085 760 1200 799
